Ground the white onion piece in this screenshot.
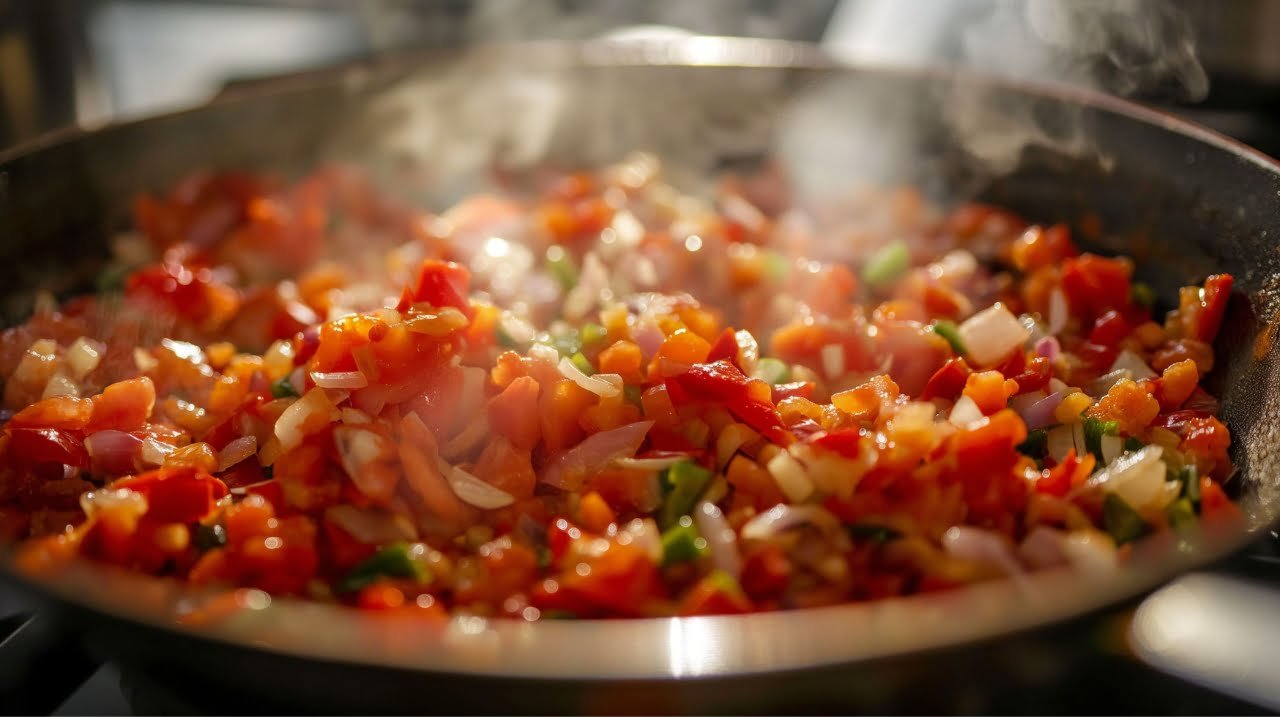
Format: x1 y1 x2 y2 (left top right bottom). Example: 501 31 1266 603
1088 369 1132 397
1047 288 1069 334
1018 526 1069 569
1019 392 1065 430
1083 445 1169 510
80 487 148 520
1100 434 1124 465
542 421 654 490
340 407 371 424
1020 314 1048 347
734 330 760 375
217 435 257 472
325 505 417 544
134 348 158 373
527 343 561 365
694 501 741 578
446 465 516 509
942 526 1025 576
1060 529 1118 575
948 395 984 427
1046 423 1086 462
66 337 104 380
558 356 622 398
275 388 340 451
1109 350 1157 380
614 455 689 471
310 371 369 390
740 504 843 542
715 423 760 469
957 303 1030 366
139 437 176 466
820 344 845 380
767 450 814 503
619 517 663 564
42 373 79 399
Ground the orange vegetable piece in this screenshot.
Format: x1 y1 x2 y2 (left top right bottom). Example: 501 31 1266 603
9 395 94 430
1087 378 1159 435
962 370 1019 415
577 491 617 534
598 341 645 385
472 435 537 500
538 379 598 454
1154 359 1198 411
86 377 156 433
487 376 541 450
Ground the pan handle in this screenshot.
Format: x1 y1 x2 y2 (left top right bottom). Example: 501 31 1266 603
1128 534 1280 712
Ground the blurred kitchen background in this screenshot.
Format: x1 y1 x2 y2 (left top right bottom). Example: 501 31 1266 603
2 0 1280 154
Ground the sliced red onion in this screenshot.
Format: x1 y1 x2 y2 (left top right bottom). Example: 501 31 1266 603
634 322 665 358
85 430 144 474
139 436 176 467
1109 350 1156 380
558 356 622 398
1047 288 1069 334
1018 526 1069 569
1034 336 1061 360
446 464 516 509
740 504 843 542
325 505 418 544
217 435 257 472
941 526 1025 576
541 420 654 490
1018 391 1065 430
310 370 369 390
694 501 741 578
958 303 1030 366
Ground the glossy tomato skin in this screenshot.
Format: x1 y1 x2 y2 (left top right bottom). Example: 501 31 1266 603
7 428 88 469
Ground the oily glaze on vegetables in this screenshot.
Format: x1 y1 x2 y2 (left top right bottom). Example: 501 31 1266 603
0 156 1241 619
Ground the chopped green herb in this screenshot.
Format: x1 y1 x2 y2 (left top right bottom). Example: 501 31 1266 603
580 323 608 347
623 385 643 407
570 352 595 376
1131 282 1157 309
754 357 790 385
270 377 299 399
847 523 902 544
861 240 910 287
1083 417 1119 462
1167 498 1197 533
1102 493 1147 544
1017 428 1048 459
337 543 427 594
546 251 578 290
1123 436 1145 453
193 523 227 552
659 460 713 529
660 517 708 565
929 320 967 355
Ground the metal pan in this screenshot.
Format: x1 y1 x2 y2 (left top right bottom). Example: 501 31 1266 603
1 37 1279 713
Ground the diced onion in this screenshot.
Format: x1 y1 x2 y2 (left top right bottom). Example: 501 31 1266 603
1109 350 1157 380
957 303 1030 366
217 435 257 472
1100 434 1124 465
80 487 147 521
446 465 516 509
134 348 159 373
558 356 622 398
820 344 845 380
1034 336 1061 360
1047 288 1068 334
614 455 689 471
1084 444 1170 510
942 526 1024 576
1018 391 1064 430
1046 423 1085 462
42 373 79 399
341 407 372 424
66 337 104 380
542 421 654 490
1088 369 1132 397
948 395 984 427
766 450 814 503
694 501 741 578
310 371 369 389
716 423 760 468
634 322 665 358
740 504 843 542
275 388 340 451
140 437 176 467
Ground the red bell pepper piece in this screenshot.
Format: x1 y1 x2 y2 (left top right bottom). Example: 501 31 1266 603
395 259 472 316
1010 356 1052 395
7 428 88 468
666 360 790 444
1088 309 1130 347
1061 254 1131 321
114 467 228 524
1193 273 1233 343
810 428 863 459
771 380 815 403
705 327 740 367
922 357 972 400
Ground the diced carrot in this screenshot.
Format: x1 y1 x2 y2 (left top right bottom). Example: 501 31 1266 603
640 385 680 428
1154 358 1198 411
962 370 1019 415
725 454 786 510
577 491 617 533
86 377 157 433
654 329 711 367
538 379 597 454
487 376 541 450
579 394 643 434
1087 378 1160 435
472 435 537 500
9 396 95 431
598 341 645 384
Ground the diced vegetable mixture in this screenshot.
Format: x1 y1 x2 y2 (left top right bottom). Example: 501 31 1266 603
0 156 1240 618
